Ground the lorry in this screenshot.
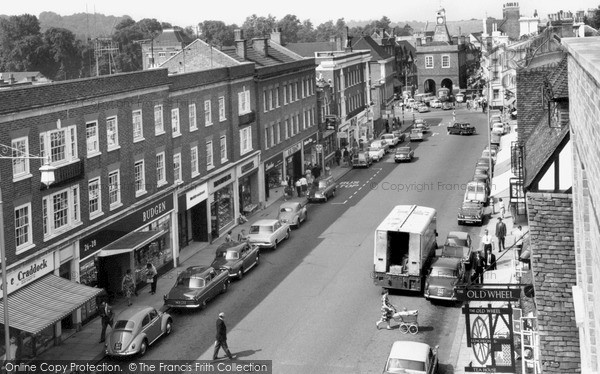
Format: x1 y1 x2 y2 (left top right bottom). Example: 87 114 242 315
447 122 476 135
373 205 438 292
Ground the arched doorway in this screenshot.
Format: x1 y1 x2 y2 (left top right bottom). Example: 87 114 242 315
440 78 453 93
423 79 436 95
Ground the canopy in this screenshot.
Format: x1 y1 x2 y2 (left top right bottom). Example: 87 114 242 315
0 275 103 335
96 230 165 257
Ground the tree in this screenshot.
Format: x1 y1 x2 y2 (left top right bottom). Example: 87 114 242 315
277 14 301 43
585 6 600 29
41 27 84 80
199 20 235 47
397 24 413 36
297 19 316 42
375 16 392 30
0 14 45 71
241 14 277 39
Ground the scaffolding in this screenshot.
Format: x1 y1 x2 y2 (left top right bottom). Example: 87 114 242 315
93 38 119 76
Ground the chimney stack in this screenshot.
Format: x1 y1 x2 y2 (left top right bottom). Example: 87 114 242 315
270 28 282 44
252 38 269 57
425 36 432 44
416 38 422 46
234 29 246 60
452 36 459 45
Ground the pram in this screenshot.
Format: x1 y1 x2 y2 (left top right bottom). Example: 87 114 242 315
376 307 419 334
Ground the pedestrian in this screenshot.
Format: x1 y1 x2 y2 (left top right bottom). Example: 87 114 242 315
378 289 396 330
146 263 158 295
481 229 493 253
498 198 506 219
225 231 233 242
311 165 322 179
237 229 247 242
513 225 524 259
295 179 302 197
0 336 17 361
496 218 507 252
485 248 497 271
305 170 313 186
299 175 308 196
99 301 114 343
213 312 234 360
335 149 341 166
121 269 136 306
472 251 485 284
343 147 350 166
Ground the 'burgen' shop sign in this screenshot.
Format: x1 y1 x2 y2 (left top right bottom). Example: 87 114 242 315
79 194 173 260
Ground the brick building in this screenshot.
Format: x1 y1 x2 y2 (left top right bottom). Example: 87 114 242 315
0 65 257 359
563 36 600 374
141 28 193 70
415 7 470 95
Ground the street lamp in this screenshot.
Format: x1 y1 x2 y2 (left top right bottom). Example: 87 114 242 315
0 148 55 361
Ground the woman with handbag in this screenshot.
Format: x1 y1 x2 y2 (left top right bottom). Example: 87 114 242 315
146 263 158 295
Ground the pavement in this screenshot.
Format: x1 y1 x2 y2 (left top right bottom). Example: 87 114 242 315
451 118 530 374
36 118 414 365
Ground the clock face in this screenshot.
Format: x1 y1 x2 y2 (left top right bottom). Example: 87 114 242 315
437 17 444 24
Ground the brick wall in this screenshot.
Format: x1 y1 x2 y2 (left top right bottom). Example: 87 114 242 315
416 45 463 92
526 192 580 373
563 37 600 373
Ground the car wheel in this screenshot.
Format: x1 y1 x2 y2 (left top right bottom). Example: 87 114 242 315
221 281 229 293
273 240 277 250
332 189 336 197
255 253 260 266
237 269 244 280
165 319 173 336
324 195 328 202
139 339 148 357
285 229 290 240
201 299 208 309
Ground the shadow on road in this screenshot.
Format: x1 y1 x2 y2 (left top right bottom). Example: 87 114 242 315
232 349 262 359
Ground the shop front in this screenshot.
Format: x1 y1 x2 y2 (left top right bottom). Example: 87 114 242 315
79 193 176 300
209 170 236 239
237 154 259 216
0 252 103 361
320 129 337 169
302 133 318 171
178 182 209 247
264 153 284 201
338 120 350 150
284 141 303 183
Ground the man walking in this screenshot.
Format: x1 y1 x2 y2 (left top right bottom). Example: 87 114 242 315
481 229 493 253
485 248 497 271
496 218 507 252
99 301 114 343
472 251 485 284
213 312 234 360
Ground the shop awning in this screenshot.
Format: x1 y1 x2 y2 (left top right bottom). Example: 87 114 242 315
0 275 103 335
97 230 165 257
322 130 336 138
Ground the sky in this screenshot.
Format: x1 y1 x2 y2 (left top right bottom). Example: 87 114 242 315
2 0 599 27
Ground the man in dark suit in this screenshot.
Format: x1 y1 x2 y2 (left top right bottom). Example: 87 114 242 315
213 312 233 360
485 248 497 271
496 218 507 252
99 301 114 343
471 252 485 284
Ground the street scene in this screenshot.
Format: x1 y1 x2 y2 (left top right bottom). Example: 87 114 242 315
0 1 599 373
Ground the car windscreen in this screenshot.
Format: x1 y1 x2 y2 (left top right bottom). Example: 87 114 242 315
397 148 410 153
250 225 273 234
431 266 457 277
178 276 205 288
446 238 468 247
280 207 293 213
467 184 483 193
386 358 425 372
114 320 135 331
225 251 239 260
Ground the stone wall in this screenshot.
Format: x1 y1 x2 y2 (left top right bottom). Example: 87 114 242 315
526 192 580 373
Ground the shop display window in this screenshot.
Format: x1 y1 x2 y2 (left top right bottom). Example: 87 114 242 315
211 185 234 232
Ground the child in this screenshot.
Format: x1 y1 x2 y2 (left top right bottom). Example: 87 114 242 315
498 198 506 219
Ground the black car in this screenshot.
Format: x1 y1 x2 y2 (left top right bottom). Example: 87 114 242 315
210 241 260 280
164 266 230 308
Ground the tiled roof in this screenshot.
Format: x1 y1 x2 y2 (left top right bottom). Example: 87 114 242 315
526 192 580 372
546 55 569 98
154 28 193 46
219 44 297 67
516 67 553 141
524 115 570 189
351 36 391 61
284 42 339 57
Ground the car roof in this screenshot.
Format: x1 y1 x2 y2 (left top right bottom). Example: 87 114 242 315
181 265 213 277
447 231 470 241
279 201 301 208
389 341 431 361
252 219 279 226
397 147 411 152
116 305 155 321
467 180 486 187
432 256 461 268
215 241 246 254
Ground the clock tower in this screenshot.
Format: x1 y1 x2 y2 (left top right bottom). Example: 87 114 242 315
432 7 452 44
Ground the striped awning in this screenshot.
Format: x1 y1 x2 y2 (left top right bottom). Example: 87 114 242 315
0 275 103 335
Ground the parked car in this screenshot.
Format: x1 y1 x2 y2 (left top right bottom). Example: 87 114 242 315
424 256 467 301
442 101 453 110
368 146 385 162
414 119 431 132
443 231 473 257
105 306 172 357
164 266 230 309
472 171 491 194
277 198 308 228
247 219 291 249
447 122 476 135
406 98 415 108
409 128 424 142
308 176 337 202
371 139 390 153
458 200 485 226
210 241 260 280
430 99 442 108
455 93 465 103
464 180 489 205
383 340 439 374
491 122 506 135
481 148 497 164
352 151 372 168
392 130 406 143
417 104 430 113
394 146 414 162
380 133 400 147
476 157 494 173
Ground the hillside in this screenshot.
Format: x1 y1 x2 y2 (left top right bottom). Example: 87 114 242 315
38 11 126 40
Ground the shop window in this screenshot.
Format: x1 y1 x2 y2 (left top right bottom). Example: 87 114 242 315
210 185 234 233
12 137 30 181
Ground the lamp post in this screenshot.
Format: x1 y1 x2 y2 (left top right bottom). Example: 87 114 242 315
0 151 55 361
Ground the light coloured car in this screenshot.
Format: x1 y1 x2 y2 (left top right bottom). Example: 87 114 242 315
458 200 485 226
443 231 473 257
464 180 489 206
383 340 439 374
430 99 442 108
371 139 390 153
368 146 385 162
247 219 291 249
409 128 424 142
417 104 430 113
277 198 308 228
105 306 173 357
456 93 465 102
481 148 497 164
380 133 400 147
491 122 506 135
414 119 430 132
406 98 415 108
394 146 414 163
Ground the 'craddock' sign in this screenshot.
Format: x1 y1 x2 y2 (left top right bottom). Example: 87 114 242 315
455 286 520 302
0 252 54 296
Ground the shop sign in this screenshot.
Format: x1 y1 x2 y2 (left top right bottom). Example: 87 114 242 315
283 142 302 158
455 287 520 301
79 194 174 260
186 183 208 209
0 252 54 295
303 134 317 148
237 154 259 177
213 172 233 189
265 154 283 171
